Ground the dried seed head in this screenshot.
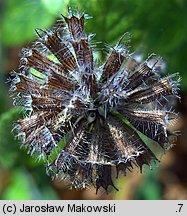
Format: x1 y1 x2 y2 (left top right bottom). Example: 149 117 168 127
10 8 180 193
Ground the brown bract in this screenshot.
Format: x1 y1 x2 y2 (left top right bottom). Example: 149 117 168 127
10 8 180 192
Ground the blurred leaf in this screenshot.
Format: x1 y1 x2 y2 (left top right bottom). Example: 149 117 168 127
2 0 55 45
28 166 58 199
0 83 11 115
3 167 43 200
3 167 57 200
48 135 68 164
41 0 69 15
0 108 22 168
134 168 162 199
39 185 58 200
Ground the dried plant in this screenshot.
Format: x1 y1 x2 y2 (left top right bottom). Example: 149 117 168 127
10 8 180 192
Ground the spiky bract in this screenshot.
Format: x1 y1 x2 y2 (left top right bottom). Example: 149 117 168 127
10 8 180 192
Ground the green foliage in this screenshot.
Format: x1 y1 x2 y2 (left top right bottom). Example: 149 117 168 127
2 167 58 200
0 82 11 115
2 0 68 45
41 0 69 15
0 108 58 199
2 168 39 200
0 108 22 168
134 167 162 200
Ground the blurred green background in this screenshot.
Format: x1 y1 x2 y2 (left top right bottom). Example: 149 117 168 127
0 0 187 200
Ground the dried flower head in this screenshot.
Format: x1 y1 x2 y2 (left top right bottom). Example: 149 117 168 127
10 8 180 192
